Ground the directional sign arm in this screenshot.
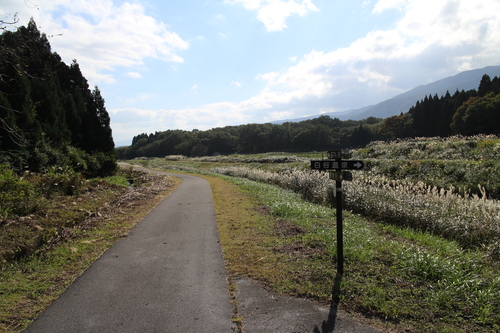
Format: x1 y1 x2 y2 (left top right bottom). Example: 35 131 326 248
310 160 364 170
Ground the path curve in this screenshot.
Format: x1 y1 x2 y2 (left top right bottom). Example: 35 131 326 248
24 170 234 332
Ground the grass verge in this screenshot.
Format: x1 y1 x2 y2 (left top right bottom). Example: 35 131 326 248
0 171 182 332
202 173 499 333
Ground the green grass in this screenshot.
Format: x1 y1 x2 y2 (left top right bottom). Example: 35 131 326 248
213 175 500 332
100 175 130 187
0 237 104 331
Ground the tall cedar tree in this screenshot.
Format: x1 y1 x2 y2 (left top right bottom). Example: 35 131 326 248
0 19 116 175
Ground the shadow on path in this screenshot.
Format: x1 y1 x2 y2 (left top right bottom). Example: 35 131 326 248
314 273 343 333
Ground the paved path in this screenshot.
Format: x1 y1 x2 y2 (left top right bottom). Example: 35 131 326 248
24 171 235 332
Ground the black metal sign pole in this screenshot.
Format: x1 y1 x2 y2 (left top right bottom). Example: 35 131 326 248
335 159 344 275
311 151 364 276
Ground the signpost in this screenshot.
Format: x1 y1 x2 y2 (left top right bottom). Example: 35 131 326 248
310 160 365 171
310 150 364 275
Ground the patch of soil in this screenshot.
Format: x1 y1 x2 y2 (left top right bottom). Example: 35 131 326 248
274 219 306 237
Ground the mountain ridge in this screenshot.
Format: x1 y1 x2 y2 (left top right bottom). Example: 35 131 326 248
272 65 500 123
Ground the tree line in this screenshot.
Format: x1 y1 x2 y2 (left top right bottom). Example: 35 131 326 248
117 116 382 159
0 19 116 176
378 74 500 140
117 74 500 159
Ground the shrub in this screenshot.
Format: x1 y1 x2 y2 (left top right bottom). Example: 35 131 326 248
32 167 85 197
0 166 36 219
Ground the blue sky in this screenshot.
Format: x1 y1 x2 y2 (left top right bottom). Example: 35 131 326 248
2 0 499 145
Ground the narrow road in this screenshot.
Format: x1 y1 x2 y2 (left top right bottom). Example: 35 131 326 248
24 170 234 332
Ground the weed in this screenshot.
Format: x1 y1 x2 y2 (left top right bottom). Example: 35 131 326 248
207 174 500 331
0 166 37 219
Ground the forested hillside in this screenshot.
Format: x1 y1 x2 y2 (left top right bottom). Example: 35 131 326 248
118 74 500 159
378 74 500 140
117 116 383 159
0 19 116 176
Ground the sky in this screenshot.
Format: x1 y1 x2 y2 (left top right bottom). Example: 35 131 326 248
1 0 500 145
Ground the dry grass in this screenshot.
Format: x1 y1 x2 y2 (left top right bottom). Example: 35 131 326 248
0 171 182 332
211 165 500 257
203 175 282 279
200 173 500 332
203 174 336 299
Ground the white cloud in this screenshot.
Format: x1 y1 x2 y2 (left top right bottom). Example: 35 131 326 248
113 0 500 140
231 81 242 87
213 13 226 21
126 72 142 79
225 0 318 32
225 0 262 11
362 1 373 9
111 104 252 135
248 0 500 110
137 93 154 101
109 0 500 141
372 0 406 14
0 0 189 84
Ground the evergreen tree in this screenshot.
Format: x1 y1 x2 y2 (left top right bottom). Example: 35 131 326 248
478 74 492 97
0 19 116 175
82 86 114 153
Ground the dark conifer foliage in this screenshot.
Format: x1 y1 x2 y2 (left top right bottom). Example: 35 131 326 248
117 115 383 159
0 19 116 176
379 74 500 140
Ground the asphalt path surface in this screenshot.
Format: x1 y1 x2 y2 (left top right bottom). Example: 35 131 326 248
24 170 235 332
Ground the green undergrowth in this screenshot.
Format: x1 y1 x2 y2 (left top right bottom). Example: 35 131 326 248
0 170 131 268
210 174 499 333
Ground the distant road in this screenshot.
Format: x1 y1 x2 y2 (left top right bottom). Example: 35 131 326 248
24 170 234 332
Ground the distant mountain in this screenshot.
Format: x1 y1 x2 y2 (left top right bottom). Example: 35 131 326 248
115 138 133 147
273 65 500 123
